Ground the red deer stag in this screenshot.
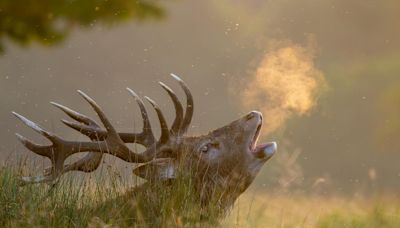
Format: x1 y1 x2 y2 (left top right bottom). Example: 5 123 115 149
13 74 277 221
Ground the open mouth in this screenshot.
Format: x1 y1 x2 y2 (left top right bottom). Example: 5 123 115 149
248 122 277 160
249 123 262 152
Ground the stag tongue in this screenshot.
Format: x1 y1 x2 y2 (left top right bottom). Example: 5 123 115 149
253 142 277 159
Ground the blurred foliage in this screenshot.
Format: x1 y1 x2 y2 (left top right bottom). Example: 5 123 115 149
0 0 165 52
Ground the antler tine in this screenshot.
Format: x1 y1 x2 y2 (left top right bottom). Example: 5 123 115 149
59 119 100 139
15 133 53 158
170 73 194 134
77 90 118 135
126 88 156 146
12 112 65 184
158 82 184 135
12 112 58 142
51 101 107 141
50 102 99 126
52 101 150 145
144 96 170 144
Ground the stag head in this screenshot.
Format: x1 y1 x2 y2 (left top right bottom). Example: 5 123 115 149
13 74 276 212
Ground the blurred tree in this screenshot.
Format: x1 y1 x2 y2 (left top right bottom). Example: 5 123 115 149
0 0 165 52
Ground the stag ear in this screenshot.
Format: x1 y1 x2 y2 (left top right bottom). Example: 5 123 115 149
132 158 176 181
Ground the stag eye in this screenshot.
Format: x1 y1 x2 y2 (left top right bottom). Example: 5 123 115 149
200 144 209 153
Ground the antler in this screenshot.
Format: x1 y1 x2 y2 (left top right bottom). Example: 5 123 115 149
13 74 193 185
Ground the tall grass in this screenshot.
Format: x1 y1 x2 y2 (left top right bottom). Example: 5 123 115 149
225 192 400 227
0 165 222 227
1 165 400 227
0 165 117 227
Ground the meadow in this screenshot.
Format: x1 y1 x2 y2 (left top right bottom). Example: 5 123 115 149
1 165 399 228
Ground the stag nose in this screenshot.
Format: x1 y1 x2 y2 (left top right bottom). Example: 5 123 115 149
246 111 262 121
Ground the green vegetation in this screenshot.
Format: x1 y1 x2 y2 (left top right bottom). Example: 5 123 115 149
0 165 221 227
317 206 400 228
225 193 400 227
1 165 400 227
